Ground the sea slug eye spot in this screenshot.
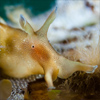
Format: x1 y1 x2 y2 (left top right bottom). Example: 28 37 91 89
31 45 34 48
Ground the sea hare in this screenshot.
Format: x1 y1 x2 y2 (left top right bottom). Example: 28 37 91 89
0 9 98 88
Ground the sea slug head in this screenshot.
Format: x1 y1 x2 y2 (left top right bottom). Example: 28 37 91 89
19 8 59 88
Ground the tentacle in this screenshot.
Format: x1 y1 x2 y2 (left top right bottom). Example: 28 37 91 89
75 63 98 74
44 65 59 89
57 56 98 79
19 15 35 36
85 65 98 73
45 72 55 89
36 7 57 36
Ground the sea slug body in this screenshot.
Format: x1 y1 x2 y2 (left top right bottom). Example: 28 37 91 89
0 9 98 89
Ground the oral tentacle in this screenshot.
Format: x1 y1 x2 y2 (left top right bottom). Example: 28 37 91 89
36 8 56 36
19 15 35 36
57 56 98 79
45 71 54 88
86 65 98 73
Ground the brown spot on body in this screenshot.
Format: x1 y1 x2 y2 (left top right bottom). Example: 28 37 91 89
5 38 14 53
31 44 50 64
2 36 17 55
5 34 20 53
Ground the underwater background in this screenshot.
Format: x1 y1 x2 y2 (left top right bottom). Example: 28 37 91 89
0 0 55 19
0 0 100 100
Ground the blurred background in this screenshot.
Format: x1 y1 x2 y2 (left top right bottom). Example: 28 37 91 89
0 0 100 100
0 0 55 19
0 0 99 46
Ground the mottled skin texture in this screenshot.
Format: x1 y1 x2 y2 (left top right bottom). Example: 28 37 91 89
0 9 97 88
